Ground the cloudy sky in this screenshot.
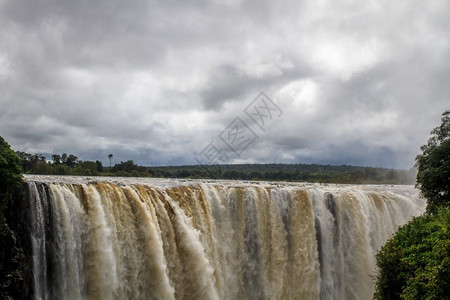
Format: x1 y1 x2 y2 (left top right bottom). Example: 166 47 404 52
0 0 448 169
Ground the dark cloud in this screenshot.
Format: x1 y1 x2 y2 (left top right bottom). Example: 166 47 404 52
0 0 448 169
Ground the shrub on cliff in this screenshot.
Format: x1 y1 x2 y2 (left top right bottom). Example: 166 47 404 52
0 137 27 300
375 111 450 299
0 136 23 232
415 110 450 214
374 209 450 299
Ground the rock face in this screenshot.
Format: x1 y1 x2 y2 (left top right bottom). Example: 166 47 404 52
0 184 34 299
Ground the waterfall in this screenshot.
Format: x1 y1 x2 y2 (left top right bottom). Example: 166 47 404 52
26 176 425 300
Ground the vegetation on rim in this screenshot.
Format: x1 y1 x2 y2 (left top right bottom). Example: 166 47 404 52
0 136 22 232
374 111 450 299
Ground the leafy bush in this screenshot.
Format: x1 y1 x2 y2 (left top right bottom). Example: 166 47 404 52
375 111 450 299
416 111 450 214
374 209 450 299
0 136 23 231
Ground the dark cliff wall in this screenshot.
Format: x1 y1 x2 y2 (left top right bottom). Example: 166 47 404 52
1 183 33 299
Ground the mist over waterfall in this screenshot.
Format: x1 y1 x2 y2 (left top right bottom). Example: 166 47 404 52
25 176 425 300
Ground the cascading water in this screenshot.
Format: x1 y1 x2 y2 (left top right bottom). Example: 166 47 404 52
25 175 425 300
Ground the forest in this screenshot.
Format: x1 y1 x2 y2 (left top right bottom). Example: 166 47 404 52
14 151 416 184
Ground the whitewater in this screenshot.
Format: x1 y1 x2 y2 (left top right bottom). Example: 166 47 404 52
24 175 425 300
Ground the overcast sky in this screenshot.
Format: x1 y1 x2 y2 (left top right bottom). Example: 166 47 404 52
1 0 448 169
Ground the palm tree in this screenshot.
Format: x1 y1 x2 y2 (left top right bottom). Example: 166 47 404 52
108 154 113 169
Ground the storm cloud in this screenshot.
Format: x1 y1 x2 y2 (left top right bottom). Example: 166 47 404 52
0 0 448 168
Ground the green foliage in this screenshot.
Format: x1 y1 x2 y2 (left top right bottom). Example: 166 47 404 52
16 152 153 178
96 160 103 172
416 111 450 214
18 151 97 176
51 154 61 164
74 161 99 176
61 153 67 164
375 110 450 299
0 136 23 232
66 154 78 167
374 209 450 300
110 160 149 177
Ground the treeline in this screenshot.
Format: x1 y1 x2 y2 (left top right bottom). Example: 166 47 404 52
15 150 416 184
15 152 155 177
16 152 157 177
16 152 105 176
152 163 416 184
